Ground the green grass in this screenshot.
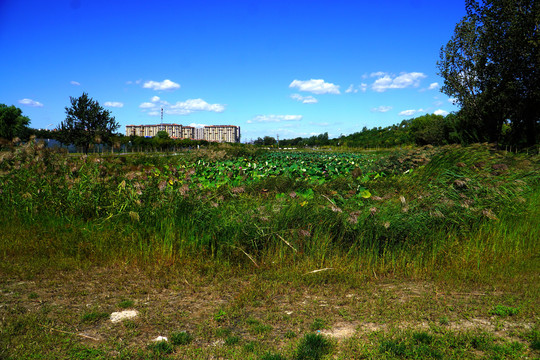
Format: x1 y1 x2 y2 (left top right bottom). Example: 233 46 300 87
0 143 538 358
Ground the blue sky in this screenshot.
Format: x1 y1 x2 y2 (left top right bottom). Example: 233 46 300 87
1 0 465 142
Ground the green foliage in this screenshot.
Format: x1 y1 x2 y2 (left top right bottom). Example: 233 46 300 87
490 305 519 317
294 333 332 360
59 92 120 153
0 104 31 142
147 340 174 355
170 331 193 345
438 0 540 146
310 318 326 331
155 130 169 139
260 352 287 360
80 311 109 324
118 299 135 308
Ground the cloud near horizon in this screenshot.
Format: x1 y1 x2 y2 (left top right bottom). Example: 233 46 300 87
248 115 303 124
143 79 180 91
18 98 43 107
398 108 425 116
289 79 340 95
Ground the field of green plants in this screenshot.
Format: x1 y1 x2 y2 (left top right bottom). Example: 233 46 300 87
0 141 538 359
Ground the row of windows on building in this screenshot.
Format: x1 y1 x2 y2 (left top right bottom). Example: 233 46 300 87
125 124 241 143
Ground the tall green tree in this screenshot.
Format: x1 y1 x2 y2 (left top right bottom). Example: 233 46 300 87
0 104 31 141
60 93 120 153
438 0 539 146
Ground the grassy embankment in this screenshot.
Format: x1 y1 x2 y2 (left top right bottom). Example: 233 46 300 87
0 141 538 359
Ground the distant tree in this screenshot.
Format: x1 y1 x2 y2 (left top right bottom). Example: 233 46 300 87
0 104 31 141
263 136 276 146
59 93 120 153
156 130 169 139
438 0 539 146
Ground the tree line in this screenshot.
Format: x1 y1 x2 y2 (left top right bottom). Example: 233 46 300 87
1 0 537 151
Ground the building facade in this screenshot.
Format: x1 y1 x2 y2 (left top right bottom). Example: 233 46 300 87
125 124 240 143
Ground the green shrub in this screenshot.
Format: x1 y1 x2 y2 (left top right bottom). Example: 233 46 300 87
295 333 332 360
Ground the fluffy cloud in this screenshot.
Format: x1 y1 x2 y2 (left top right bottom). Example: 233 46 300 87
104 101 124 108
70 81 80 86
434 109 449 116
248 115 303 124
139 97 224 115
398 109 425 116
289 79 340 94
168 99 225 115
448 97 457 104
291 94 318 104
371 106 392 113
18 98 43 107
371 72 427 92
143 79 180 91
428 82 439 90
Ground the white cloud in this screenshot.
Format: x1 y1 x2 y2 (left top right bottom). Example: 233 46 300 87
70 81 80 86
360 83 368 92
291 94 318 104
428 82 439 90
399 109 425 116
434 109 449 116
345 84 358 94
143 79 180 91
168 98 225 114
289 79 340 95
187 123 207 128
371 72 427 92
18 98 43 107
371 106 392 113
140 97 225 115
248 115 303 124
448 97 457 104
104 101 124 108
139 102 155 109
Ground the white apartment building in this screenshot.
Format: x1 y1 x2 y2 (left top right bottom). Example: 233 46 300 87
125 124 240 143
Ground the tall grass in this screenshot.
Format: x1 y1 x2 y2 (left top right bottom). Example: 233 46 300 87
0 140 538 283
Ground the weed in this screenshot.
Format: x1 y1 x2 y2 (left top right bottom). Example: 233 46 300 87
170 330 193 345
260 352 287 360
225 335 240 346
117 299 135 308
147 340 174 355
80 311 109 324
295 333 332 360
310 318 326 331
490 304 519 317
214 309 227 322
285 330 297 339
439 316 449 326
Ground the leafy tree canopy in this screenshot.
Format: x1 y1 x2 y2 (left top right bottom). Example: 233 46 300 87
0 104 31 141
59 93 119 153
438 0 539 146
